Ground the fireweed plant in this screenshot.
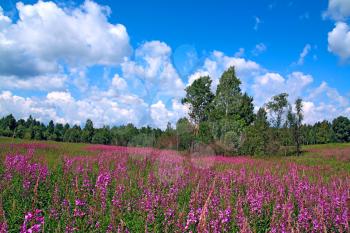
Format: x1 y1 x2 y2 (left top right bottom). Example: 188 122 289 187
0 142 348 232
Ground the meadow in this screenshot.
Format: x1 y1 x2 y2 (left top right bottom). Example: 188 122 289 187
0 137 349 232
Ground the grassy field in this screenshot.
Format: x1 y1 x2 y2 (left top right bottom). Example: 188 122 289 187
0 137 349 232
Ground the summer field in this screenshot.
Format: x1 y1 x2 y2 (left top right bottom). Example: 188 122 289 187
0 137 349 232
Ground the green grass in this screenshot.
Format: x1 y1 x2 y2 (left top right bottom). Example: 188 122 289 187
0 137 96 167
303 142 350 149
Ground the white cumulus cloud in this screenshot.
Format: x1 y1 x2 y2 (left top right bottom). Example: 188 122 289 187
0 0 131 79
324 0 350 20
328 22 350 61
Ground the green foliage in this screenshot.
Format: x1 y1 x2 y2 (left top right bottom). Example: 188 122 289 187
287 98 303 155
63 125 82 143
197 121 213 144
182 76 214 124
241 108 270 156
92 127 112 144
81 119 94 143
332 116 350 142
175 118 194 150
266 93 289 128
205 67 255 154
211 67 243 121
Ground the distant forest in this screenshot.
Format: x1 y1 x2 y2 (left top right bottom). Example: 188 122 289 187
1 67 349 156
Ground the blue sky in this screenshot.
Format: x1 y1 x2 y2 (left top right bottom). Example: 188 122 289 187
0 0 349 129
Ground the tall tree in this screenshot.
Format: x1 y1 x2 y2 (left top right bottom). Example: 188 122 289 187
294 98 303 155
182 76 214 124
208 66 255 154
212 67 243 121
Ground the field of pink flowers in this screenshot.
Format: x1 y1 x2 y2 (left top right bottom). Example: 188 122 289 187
0 141 349 232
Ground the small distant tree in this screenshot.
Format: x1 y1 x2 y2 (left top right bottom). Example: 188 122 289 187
82 119 95 143
14 125 26 139
64 125 82 143
92 127 112 145
46 120 55 140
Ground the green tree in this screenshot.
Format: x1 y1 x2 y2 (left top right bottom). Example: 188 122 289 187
239 93 255 126
314 121 335 144
111 123 138 146
266 93 289 128
209 67 254 154
82 119 95 143
92 127 112 145
14 125 26 138
241 108 270 155
46 120 55 140
211 67 243 121
294 98 303 155
287 98 304 155
332 116 350 142
175 118 194 150
4 114 17 136
266 93 289 155
54 123 64 141
197 121 213 145
63 125 82 143
182 76 214 124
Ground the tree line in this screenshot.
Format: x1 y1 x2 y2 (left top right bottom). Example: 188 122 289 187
0 66 349 155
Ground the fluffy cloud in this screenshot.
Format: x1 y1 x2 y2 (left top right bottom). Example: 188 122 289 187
0 39 190 129
0 90 146 127
251 71 349 123
187 50 262 89
149 100 188 130
307 81 349 107
0 91 61 123
0 88 188 129
324 0 350 61
0 0 131 79
302 101 349 124
120 41 185 101
324 0 350 20
0 75 67 91
252 72 313 106
328 22 350 60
